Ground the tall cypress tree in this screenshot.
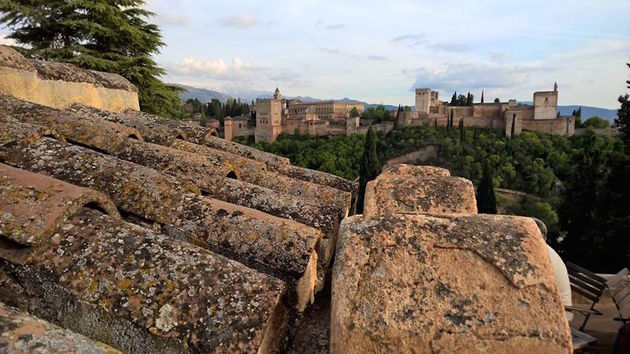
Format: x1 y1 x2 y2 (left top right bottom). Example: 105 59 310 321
459 118 465 143
476 160 497 214
357 126 380 213
451 91 457 105
481 89 484 103
0 0 182 117
615 63 630 146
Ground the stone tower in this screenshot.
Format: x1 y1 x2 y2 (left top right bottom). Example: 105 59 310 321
415 88 431 114
255 88 283 143
533 87 559 120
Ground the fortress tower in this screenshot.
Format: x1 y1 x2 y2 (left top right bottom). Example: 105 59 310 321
533 83 559 120
415 88 431 114
255 88 283 143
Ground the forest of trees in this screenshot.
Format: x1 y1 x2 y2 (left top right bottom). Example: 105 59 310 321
184 98 252 125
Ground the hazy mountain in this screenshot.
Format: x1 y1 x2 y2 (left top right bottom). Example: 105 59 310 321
557 105 617 122
175 85 231 102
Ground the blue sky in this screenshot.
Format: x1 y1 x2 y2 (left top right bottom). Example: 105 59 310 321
2 0 629 108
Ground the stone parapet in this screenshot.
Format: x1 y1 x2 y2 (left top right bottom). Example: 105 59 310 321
332 214 571 353
0 46 139 112
331 165 572 353
363 164 477 216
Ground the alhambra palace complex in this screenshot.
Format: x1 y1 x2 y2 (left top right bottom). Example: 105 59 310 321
225 84 575 143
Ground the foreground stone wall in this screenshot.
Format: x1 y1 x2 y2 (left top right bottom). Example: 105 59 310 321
331 165 572 353
0 46 139 112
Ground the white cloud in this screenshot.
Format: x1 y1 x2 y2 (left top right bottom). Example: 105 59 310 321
427 42 469 53
391 34 426 48
219 13 257 28
488 50 512 63
318 47 340 54
325 23 345 30
407 39 630 107
158 14 190 26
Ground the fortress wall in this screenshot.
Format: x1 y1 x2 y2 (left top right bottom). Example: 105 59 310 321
449 106 474 116
358 121 394 135
0 46 139 112
521 117 574 136
473 104 503 117
224 119 255 141
461 116 506 130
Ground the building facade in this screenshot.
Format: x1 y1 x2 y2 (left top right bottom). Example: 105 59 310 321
233 88 366 143
400 84 575 137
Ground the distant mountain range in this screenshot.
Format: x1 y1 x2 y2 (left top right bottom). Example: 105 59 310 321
557 105 617 122
176 84 617 122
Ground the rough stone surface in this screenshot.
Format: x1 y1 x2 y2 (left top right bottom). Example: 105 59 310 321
0 95 143 153
286 165 358 194
62 102 350 214
0 302 121 354
74 103 288 170
0 46 34 71
66 103 355 213
377 164 450 179
331 213 572 353
68 103 210 146
169 139 352 216
0 47 139 112
363 164 477 216
0 46 136 92
1 207 287 353
0 163 119 246
0 122 323 310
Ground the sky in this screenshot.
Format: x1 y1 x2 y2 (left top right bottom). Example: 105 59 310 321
2 0 630 108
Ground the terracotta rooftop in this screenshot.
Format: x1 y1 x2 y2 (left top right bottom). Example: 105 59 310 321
0 47 572 353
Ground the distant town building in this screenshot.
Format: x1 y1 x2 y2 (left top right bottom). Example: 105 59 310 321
224 87 370 143
399 84 575 137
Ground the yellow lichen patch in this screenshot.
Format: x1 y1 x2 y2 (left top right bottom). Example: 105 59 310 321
182 183 201 195
118 278 133 290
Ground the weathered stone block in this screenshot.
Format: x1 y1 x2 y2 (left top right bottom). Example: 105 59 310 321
0 163 118 246
0 122 323 311
363 164 477 216
0 46 139 112
1 207 287 353
0 302 121 353
331 214 572 353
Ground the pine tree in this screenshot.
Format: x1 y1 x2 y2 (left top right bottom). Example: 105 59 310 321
0 0 182 118
477 160 497 214
357 126 380 213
